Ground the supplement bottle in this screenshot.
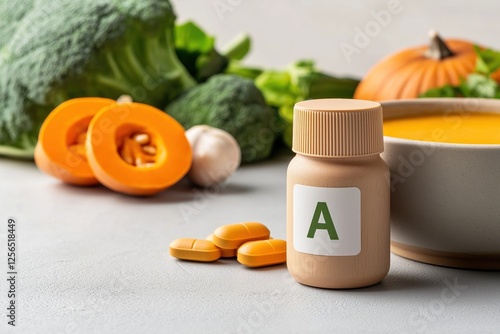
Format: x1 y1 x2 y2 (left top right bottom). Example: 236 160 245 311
287 99 390 289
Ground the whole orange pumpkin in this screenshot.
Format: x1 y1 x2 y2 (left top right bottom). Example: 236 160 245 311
354 32 482 101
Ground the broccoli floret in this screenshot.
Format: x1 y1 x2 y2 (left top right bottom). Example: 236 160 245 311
166 74 279 163
0 0 34 50
0 0 195 158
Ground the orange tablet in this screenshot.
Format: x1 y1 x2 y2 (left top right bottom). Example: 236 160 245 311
237 239 286 268
170 238 221 262
212 222 270 249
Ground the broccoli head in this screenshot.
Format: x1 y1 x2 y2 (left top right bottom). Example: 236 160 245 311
0 0 34 50
0 0 195 158
166 74 280 163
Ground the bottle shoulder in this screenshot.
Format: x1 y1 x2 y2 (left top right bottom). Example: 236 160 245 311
287 154 388 187
288 154 387 170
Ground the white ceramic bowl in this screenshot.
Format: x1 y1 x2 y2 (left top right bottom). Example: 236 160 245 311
381 98 500 270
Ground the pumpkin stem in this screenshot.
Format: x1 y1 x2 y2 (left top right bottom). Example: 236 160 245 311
425 30 454 60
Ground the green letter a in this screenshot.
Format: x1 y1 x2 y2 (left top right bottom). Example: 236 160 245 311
307 202 339 240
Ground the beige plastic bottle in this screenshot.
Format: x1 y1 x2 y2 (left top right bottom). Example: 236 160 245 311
287 99 390 289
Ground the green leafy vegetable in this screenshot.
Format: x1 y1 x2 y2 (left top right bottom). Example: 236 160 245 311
166 74 279 163
221 33 251 61
463 74 498 98
419 85 461 98
0 0 195 158
174 21 251 83
252 60 359 147
420 46 500 99
225 61 264 81
475 45 500 75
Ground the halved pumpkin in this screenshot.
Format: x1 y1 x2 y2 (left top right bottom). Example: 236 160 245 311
34 97 115 185
85 102 192 196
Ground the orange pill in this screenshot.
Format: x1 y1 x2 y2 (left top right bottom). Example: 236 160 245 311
169 238 221 262
213 222 270 249
237 239 286 268
206 234 237 258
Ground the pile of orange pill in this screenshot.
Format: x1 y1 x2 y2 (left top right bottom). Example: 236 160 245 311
169 222 286 268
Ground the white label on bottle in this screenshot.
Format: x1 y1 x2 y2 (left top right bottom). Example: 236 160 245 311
293 184 361 256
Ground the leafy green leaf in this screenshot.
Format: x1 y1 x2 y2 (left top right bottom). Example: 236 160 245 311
474 45 500 76
465 73 497 98
420 73 499 98
420 45 500 98
225 61 263 80
286 60 316 98
277 105 294 148
174 21 253 82
252 60 359 147
175 21 214 54
255 71 297 107
222 33 251 61
419 85 461 98
174 21 226 82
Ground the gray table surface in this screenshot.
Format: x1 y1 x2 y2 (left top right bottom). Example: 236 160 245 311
1 150 499 334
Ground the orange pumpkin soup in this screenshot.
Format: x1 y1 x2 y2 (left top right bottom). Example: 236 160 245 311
383 112 500 144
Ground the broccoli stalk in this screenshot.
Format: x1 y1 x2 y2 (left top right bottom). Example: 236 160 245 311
0 0 195 158
73 21 196 108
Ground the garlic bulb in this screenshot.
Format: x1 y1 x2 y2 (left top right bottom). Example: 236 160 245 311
185 125 241 187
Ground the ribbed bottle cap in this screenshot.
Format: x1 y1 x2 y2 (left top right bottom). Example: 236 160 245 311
292 99 383 157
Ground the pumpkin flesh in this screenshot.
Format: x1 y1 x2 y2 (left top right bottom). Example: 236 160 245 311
34 97 115 185
85 102 192 196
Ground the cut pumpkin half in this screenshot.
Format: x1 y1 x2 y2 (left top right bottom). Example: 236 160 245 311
34 97 116 185
85 102 192 196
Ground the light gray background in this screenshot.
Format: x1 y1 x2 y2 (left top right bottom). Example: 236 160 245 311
2 1 500 333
